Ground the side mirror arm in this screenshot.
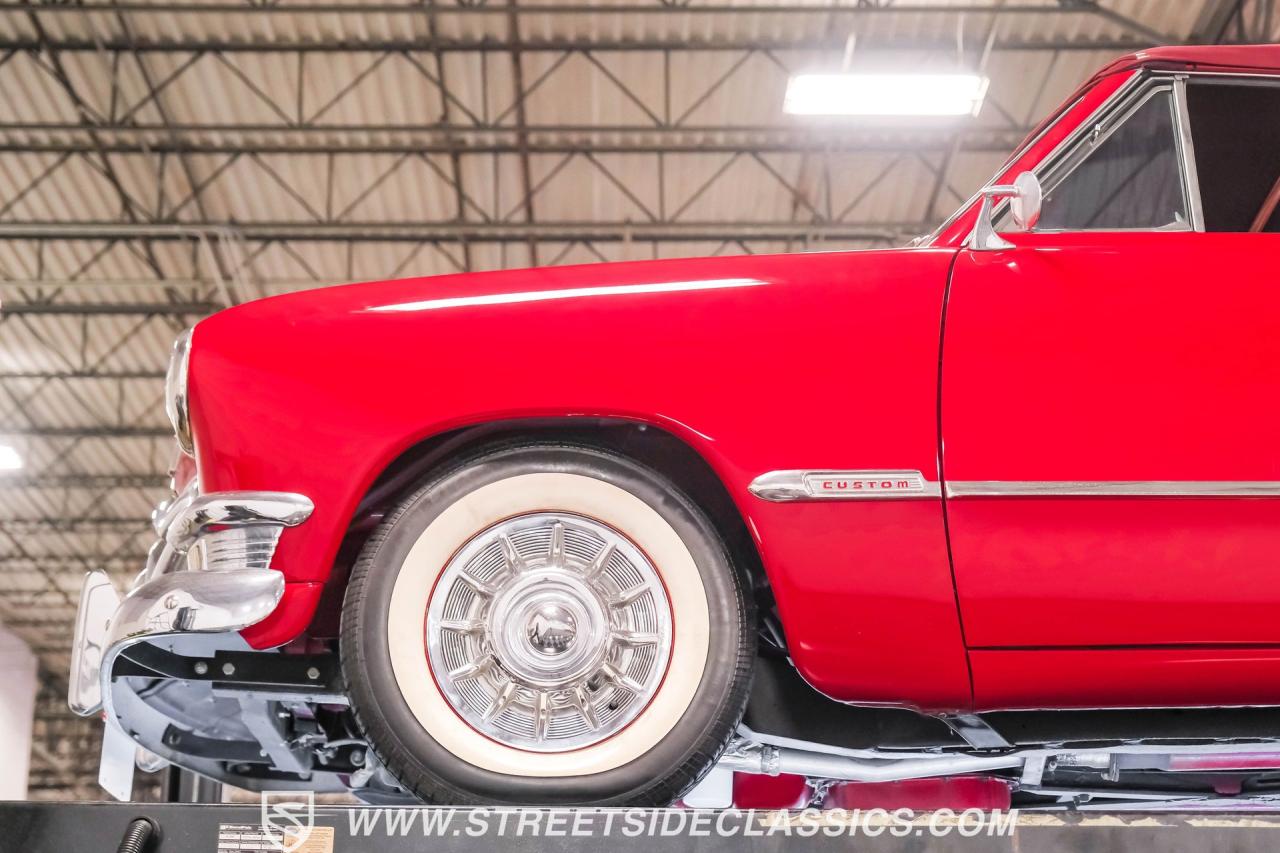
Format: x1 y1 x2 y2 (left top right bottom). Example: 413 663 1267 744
968 186 1017 251
965 171 1042 252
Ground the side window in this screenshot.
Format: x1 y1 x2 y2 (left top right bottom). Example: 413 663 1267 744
1035 88 1189 231
1187 81 1280 232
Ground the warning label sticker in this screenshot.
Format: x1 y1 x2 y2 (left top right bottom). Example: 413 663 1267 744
218 823 335 853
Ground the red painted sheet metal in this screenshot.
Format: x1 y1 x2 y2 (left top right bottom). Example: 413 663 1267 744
190 249 970 708
732 773 811 810
822 776 1013 812
971 648 1280 711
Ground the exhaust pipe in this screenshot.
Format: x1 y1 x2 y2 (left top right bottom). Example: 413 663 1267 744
717 739 1025 783
719 730 1280 786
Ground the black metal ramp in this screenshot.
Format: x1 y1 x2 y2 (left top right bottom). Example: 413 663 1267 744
6 802 1280 853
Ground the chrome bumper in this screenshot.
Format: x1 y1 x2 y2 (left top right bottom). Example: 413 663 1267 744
67 490 313 717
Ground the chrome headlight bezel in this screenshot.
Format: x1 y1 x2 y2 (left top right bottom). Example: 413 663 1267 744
164 328 194 454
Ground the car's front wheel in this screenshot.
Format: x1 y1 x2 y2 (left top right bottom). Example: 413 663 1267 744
341 442 754 805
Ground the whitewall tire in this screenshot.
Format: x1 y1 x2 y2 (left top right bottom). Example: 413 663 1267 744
341 441 754 805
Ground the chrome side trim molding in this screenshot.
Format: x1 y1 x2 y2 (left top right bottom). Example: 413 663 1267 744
749 470 941 502
946 481 1280 498
750 476 1280 501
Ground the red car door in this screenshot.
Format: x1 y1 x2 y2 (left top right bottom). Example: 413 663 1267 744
944 230 1280 650
941 73 1280 708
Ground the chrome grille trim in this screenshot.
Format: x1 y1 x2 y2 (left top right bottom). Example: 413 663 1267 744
135 489 314 587
187 526 286 572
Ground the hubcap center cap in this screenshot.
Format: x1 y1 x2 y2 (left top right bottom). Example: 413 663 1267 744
487 570 609 688
527 603 577 655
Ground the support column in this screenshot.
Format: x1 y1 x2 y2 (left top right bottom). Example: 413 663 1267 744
0 624 37 799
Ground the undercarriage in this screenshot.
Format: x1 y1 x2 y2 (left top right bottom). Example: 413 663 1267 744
106 642 1280 810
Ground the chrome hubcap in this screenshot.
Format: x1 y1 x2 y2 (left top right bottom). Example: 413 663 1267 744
426 512 673 751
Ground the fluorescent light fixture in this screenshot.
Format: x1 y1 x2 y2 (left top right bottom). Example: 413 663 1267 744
784 73 989 117
0 444 21 471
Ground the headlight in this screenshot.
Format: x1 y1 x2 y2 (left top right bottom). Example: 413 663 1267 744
164 328 194 454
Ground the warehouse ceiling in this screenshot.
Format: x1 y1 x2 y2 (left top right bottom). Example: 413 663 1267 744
0 0 1272 797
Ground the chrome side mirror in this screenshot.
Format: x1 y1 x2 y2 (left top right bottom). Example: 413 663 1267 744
967 171 1042 251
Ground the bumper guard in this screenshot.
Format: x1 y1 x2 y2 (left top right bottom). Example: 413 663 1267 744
67 490 313 717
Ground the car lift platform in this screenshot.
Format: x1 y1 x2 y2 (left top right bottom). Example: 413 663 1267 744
7 801 1280 853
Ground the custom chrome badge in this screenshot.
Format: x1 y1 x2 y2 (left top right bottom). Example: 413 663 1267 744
749 470 940 502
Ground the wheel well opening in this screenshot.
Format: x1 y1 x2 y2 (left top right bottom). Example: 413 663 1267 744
345 418 770 601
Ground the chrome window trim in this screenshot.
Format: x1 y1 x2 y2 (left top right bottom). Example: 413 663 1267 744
987 72 1147 231
1004 77 1196 234
1171 76 1206 232
926 71 1146 245
1014 223 1193 234
1007 70 1280 237
1178 69 1280 84
749 470 941 502
1034 83 1171 203
945 481 1280 498
924 90 1099 245
934 69 1280 247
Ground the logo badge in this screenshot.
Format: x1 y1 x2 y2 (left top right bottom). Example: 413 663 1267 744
749 469 941 502
527 603 577 655
803 471 928 495
260 791 315 853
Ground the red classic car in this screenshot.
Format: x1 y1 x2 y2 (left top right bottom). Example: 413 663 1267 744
69 45 1280 809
